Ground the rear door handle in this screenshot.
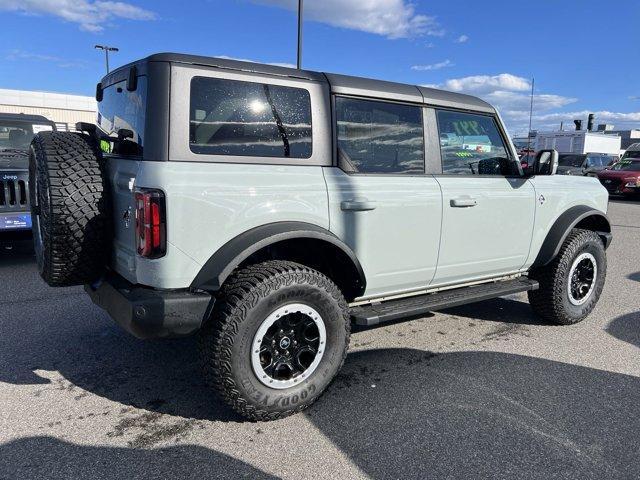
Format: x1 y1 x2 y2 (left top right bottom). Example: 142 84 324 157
341 198 377 211
450 196 478 208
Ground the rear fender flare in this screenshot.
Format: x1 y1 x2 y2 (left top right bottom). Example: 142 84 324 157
190 221 366 295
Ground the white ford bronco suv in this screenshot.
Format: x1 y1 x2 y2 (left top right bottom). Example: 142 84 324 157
29 54 611 421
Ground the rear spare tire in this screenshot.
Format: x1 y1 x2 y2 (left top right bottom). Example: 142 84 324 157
29 131 111 286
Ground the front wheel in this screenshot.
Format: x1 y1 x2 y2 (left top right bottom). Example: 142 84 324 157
528 229 606 325
199 261 350 421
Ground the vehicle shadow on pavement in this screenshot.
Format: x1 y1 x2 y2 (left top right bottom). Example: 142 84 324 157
0 437 278 480
627 272 640 283
606 311 640 349
441 296 548 326
308 347 640 479
0 294 549 425
0 249 35 267
0 296 242 421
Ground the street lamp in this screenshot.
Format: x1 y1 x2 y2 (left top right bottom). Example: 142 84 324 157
94 45 119 73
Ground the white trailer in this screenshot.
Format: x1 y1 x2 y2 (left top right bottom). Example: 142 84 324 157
535 131 621 155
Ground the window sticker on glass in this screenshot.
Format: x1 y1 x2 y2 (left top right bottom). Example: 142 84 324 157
436 110 511 175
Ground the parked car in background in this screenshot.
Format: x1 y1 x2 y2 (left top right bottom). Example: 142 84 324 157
621 143 640 161
519 152 535 175
597 159 640 197
556 153 619 177
0 113 55 250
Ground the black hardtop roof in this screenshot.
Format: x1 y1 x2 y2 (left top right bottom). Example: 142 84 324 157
105 52 495 113
0 112 55 124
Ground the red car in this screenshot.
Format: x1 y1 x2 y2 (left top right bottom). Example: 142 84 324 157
597 159 640 196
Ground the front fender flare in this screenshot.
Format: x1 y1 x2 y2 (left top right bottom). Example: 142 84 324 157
531 205 611 268
190 221 366 294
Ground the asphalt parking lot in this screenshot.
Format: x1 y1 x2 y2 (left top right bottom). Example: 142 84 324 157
1 198 639 480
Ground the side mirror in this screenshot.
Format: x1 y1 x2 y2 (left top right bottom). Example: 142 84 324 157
532 149 558 176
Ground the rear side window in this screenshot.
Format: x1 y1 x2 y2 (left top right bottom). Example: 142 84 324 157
189 77 312 158
436 110 511 175
335 97 424 174
97 76 147 156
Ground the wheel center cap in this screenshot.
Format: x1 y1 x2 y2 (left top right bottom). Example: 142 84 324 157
279 337 291 349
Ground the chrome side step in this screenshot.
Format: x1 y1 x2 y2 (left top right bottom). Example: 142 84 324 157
350 277 539 327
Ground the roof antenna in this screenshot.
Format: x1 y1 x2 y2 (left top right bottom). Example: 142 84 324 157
526 77 535 152
297 0 304 69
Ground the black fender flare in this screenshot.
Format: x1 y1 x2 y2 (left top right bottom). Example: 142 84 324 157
531 205 612 268
190 221 366 294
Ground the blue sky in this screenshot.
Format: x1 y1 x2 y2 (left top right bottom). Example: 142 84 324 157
0 0 639 135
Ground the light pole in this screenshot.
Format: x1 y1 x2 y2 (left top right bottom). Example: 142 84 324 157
94 45 119 73
297 0 303 69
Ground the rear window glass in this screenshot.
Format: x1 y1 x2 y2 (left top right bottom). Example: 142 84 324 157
97 76 147 156
189 77 312 159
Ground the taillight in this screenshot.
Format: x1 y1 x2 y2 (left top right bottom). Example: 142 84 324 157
135 189 166 258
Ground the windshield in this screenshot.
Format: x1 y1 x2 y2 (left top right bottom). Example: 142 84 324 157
558 154 586 168
610 160 640 172
622 150 640 160
0 121 53 151
97 76 147 156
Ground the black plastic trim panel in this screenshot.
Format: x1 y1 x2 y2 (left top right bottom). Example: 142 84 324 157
351 277 539 327
531 206 611 268
190 221 366 295
86 274 212 339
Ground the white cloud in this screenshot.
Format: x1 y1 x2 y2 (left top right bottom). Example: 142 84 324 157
0 0 157 32
252 0 443 39
6 49 88 68
216 55 296 69
532 111 640 130
484 91 577 112
424 73 583 133
411 59 454 71
434 73 531 95
455 34 468 43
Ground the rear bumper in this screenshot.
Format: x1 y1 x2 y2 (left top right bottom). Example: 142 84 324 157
85 274 213 339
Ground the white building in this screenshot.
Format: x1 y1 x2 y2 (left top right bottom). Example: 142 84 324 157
0 88 96 132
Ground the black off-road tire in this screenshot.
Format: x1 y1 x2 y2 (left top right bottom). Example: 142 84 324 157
29 131 111 286
199 260 350 421
528 229 606 325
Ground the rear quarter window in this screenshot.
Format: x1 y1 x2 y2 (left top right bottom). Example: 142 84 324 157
189 77 312 159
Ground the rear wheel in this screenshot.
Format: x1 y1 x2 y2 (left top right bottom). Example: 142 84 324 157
29 131 111 286
199 260 350 421
528 229 606 325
